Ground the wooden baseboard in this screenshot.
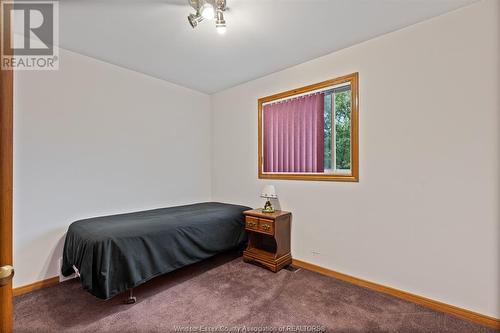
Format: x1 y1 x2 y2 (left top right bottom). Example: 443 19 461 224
292 259 500 330
13 277 59 297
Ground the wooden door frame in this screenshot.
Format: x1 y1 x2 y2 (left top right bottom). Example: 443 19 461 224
0 0 14 330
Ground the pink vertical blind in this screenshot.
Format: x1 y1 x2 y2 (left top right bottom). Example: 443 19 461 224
263 93 324 173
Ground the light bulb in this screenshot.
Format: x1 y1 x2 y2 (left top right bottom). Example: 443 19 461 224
200 3 215 20
216 25 227 34
215 10 226 34
188 12 203 28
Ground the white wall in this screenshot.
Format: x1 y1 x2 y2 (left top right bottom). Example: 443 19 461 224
211 0 499 318
13 48 212 287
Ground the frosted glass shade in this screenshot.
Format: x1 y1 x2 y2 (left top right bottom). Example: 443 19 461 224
261 185 277 199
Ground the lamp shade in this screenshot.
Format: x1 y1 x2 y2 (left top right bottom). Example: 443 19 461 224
261 185 277 199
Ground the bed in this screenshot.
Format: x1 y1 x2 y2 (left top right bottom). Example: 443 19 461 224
61 202 251 300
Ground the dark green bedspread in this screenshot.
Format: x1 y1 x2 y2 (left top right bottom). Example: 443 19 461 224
62 202 250 299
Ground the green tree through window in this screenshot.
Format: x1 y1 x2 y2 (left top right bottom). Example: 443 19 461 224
324 90 351 171
335 91 351 170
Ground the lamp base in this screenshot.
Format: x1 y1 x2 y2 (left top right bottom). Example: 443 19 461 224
262 200 275 213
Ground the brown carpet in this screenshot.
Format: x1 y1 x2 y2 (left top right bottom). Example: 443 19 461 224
14 252 497 333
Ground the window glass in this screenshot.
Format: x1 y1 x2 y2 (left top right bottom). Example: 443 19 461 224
335 90 351 171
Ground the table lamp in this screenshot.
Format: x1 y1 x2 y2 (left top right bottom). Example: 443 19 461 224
261 185 277 213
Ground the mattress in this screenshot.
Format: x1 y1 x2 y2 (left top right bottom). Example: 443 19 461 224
62 202 251 299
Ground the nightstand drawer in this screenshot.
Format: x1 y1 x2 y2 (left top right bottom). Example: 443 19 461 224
258 219 274 235
245 216 274 235
245 216 259 230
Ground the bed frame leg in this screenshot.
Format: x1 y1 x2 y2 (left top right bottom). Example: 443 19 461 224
125 288 136 304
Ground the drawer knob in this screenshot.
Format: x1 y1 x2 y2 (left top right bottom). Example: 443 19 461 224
261 224 270 231
248 222 257 227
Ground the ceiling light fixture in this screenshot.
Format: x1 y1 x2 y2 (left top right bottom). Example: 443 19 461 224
188 0 227 33
187 12 203 28
215 10 226 34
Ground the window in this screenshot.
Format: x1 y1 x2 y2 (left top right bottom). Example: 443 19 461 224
258 73 358 181
324 83 352 173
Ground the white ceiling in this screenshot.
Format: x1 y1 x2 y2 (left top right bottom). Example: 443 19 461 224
57 0 477 94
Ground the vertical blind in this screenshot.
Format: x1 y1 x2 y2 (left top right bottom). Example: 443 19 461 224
263 92 324 173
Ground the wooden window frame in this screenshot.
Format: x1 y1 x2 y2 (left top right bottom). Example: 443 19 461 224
258 72 359 182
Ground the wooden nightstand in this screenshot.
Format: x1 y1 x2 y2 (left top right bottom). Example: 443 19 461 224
242 209 292 272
